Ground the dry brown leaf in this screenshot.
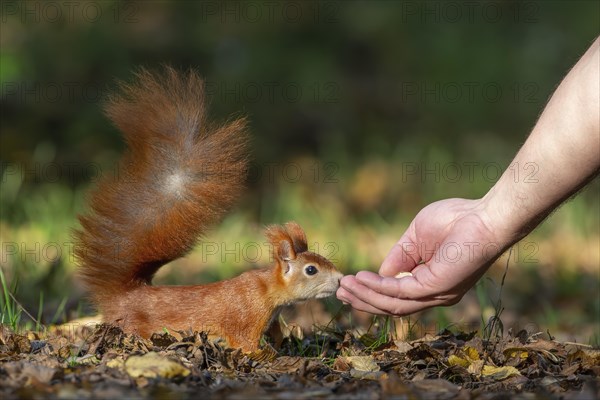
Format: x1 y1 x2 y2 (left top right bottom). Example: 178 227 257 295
393 341 413 353
561 363 580 376
269 356 305 373
280 323 304 341
345 355 380 372
332 357 350 372
467 359 484 375
249 345 278 363
349 369 386 380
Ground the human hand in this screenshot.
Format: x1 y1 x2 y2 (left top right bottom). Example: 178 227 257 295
336 198 510 316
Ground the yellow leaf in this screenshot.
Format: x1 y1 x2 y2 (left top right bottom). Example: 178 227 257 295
464 346 480 361
125 352 190 379
481 365 521 380
503 347 529 360
106 358 124 369
448 355 470 368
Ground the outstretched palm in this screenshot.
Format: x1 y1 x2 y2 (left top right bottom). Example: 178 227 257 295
337 198 507 316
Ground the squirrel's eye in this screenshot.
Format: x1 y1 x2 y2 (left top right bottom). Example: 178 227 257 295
305 265 318 276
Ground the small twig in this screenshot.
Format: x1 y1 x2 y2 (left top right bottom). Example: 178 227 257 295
9 292 45 330
562 342 593 348
325 304 344 331
529 331 544 341
483 247 512 360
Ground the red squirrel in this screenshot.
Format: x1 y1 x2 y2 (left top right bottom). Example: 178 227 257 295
74 67 343 352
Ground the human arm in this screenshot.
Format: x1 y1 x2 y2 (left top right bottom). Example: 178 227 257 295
336 37 600 315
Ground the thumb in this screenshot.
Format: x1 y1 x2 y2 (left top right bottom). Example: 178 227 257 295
379 224 420 277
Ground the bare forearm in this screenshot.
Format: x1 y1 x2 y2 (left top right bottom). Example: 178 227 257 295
482 38 600 242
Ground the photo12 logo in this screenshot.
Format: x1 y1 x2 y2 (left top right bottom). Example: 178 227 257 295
400 161 539 184
1 1 139 24
198 1 340 24
1 81 106 105
198 241 340 264
400 81 540 104
1 241 76 265
399 1 539 24
247 161 340 184
1 162 104 185
398 240 539 265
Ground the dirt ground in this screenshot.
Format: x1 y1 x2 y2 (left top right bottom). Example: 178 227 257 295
1 322 598 400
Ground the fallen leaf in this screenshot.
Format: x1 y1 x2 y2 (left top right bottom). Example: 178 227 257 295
561 362 580 376
481 365 521 380
125 352 190 379
345 356 380 372
503 347 529 366
249 345 278 363
467 359 484 375
448 346 521 381
349 369 386 380
393 341 413 353
448 346 480 369
280 323 304 341
448 355 469 368
106 358 125 369
332 357 350 372
269 356 306 373
463 346 480 362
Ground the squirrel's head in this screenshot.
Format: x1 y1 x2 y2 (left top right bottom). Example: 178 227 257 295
265 222 343 303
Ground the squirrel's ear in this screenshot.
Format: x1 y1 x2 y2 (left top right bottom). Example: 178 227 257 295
283 221 308 254
264 225 296 261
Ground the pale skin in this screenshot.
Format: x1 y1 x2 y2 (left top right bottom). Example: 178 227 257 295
337 37 600 316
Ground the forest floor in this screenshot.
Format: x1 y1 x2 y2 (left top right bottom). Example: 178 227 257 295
0 322 598 400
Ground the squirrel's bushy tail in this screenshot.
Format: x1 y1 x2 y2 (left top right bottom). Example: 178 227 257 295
74 67 248 306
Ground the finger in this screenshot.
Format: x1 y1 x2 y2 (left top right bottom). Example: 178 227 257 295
336 287 390 315
356 267 429 300
340 274 440 315
340 283 440 316
339 275 390 307
379 223 420 277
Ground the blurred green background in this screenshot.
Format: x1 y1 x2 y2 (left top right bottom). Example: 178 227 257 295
1 1 598 343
